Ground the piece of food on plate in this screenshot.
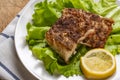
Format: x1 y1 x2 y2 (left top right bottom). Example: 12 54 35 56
80 49 116 79
45 8 114 63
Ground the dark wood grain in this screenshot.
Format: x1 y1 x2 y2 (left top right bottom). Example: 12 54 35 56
0 0 29 32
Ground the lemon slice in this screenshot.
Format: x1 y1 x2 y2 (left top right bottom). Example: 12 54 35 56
80 48 116 79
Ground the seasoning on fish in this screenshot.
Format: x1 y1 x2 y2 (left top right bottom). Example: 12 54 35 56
45 8 114 63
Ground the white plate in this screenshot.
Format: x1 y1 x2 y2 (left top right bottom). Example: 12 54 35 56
15 0 120 80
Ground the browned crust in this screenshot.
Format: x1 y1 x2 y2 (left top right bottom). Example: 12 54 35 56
45 8 114 63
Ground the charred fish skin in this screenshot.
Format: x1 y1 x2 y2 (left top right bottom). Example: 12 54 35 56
45 8 114 63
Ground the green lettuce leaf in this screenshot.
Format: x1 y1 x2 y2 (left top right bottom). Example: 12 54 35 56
32 0 61 26
92 0 117 16
32 44 88 77
106 34 120 45
105 44 120 56
26 23 50 40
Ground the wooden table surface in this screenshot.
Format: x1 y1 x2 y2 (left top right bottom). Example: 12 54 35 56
0 0 29 32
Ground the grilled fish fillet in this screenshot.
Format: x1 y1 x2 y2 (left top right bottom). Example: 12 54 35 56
45 8 114 63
